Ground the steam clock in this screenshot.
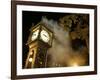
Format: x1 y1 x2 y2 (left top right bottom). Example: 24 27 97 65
25 22 53 68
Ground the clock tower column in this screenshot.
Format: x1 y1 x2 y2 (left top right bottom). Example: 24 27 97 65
25 22 53 68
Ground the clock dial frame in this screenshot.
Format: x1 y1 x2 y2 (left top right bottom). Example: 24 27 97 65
31 29 39 41
40 30 50 43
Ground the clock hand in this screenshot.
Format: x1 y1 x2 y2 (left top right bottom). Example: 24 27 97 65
32 34 36 36
43 34 47 37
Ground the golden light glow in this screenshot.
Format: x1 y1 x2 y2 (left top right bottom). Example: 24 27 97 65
68 56 86 67
72 63 79 67
29 58 33 62
30 52 33 55
68 60 79 67
68 62 79 67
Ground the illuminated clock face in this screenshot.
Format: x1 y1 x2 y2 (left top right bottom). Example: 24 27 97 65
40 30 50 43
31 30 39 41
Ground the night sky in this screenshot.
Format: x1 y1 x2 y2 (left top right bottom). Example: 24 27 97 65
22 11 71 68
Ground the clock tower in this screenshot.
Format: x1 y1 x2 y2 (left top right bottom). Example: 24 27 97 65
25 22 53 68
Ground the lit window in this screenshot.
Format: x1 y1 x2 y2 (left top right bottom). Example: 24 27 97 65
30 52 33 55
29 58 32 62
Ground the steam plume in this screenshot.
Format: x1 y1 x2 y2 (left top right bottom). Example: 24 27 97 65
41 17 87 67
